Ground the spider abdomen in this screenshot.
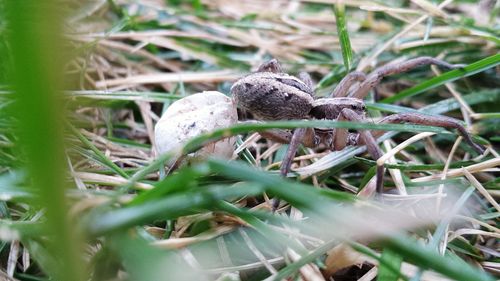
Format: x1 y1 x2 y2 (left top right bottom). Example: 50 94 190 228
231 72 314 120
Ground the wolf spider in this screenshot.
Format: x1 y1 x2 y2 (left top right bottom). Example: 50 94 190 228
230 57 485 207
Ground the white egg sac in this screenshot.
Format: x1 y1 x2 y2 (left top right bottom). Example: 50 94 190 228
154 91 238 163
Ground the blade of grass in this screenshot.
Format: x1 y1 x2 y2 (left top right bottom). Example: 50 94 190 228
84 182 266 236
235 136 257 165
69 125 130 179
206 158 356 204
217 201 308 256
410 186 476 281
107 136 151 149
123 150 179 191
383 235 494 281
382 53 500 103
447 239 483 259
272 239 410 281
268 238 342 281
355 157 476 171
123 120 450 187
182 120 449 155
377 249 402 281
315 64 345 90
0 220 45 240
5 1 85 280
358 165 377 191
0 171 37 202
333 2 353 70
66 90 182 103
350 242 409 281
128 165 208 206
108 231 199 281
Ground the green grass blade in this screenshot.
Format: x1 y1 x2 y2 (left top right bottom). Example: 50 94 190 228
377 249 402 281
206 158 356 204
355 157 477 171
182 120 448 155
128 166 208 206
382 53 500 103
69 125 130 179
5 2 85 280
350 242 409 281
66 90 182 103
0 219 45 240
411 186 476 281
217 201 308 255
108 231 198 281
271 238 340 281
273 239 407 281
84 183 265 236
0 171 37 202
124 151 179 191
383 235 494 281
333 3 353 70
471 112 500 119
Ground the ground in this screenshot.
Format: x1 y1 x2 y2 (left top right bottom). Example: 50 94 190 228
0 1 499 281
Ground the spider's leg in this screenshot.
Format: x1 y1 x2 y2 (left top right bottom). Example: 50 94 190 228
273 127 307 211
280 128 307 176
350 57 465 99
335 108 385 193
330 71 366 98
257 59 283 73
259 129 293 144
259 128 316 148
298 72 314 91
365 113 486 154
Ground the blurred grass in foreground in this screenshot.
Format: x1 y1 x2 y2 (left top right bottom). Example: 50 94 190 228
3 2 85 281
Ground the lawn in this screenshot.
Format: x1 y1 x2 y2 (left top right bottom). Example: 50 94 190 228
0 1 499 281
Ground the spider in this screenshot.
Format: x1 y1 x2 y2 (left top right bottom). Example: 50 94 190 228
230 57 486 207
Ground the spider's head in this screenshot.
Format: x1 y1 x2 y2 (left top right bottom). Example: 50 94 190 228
310 97 366 120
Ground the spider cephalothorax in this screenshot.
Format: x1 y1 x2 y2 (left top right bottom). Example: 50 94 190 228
231 58 486 209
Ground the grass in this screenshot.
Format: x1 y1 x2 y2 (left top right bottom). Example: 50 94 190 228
0 1 499 281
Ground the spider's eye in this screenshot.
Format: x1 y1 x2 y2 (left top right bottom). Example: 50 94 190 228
351 104 365 111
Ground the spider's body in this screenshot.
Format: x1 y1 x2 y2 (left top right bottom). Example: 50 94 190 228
232 68 367 150
231 58 486 207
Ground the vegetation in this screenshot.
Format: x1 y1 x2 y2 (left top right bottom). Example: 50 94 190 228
0 1 498 281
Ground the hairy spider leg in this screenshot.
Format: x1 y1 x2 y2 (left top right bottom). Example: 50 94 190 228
272 127 308 211
298 72 314 90
330 71 366 98
258 128 292 144
257 59 315 95
333 108 385 193
355 112 486 154
349 57 465 100
257 59 283 73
